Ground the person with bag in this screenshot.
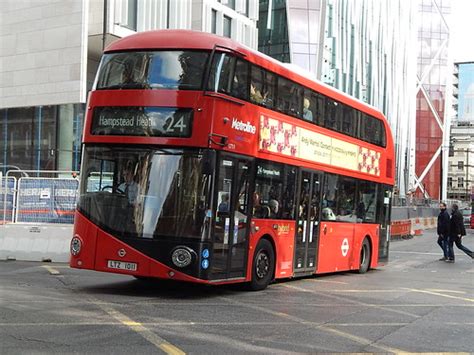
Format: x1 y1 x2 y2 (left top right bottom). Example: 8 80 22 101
446 204 474 263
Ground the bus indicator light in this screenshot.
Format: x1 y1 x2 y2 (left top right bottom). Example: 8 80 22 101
202 249 209 258
201 259 209 269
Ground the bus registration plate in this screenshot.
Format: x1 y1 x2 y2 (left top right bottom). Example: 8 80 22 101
107 260 137 271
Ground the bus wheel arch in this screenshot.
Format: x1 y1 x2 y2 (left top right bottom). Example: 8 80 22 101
248 236 275 291
358 236 372 274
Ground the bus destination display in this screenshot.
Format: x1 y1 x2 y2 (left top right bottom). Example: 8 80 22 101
91 107 193 137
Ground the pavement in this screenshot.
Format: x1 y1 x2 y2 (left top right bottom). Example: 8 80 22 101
0 228 473 354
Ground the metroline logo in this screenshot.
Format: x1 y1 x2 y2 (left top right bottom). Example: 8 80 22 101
231 118 256 134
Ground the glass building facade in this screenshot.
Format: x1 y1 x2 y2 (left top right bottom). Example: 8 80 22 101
414 0 450 200
0 104 83 173
454 62 474 122
258 0 417 197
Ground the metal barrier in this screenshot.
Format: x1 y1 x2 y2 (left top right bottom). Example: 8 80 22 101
1 170 79 225
16 177 78 224
0 177 16 224
0 170 79 261
390 220 412 239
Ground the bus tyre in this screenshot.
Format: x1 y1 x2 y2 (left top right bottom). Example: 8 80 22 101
358 238 371 274
249 239 275 291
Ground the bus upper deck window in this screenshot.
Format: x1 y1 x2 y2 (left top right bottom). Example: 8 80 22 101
97 51 209 91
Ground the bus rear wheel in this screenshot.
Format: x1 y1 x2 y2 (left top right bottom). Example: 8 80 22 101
248 239 275 291
358 238 371 274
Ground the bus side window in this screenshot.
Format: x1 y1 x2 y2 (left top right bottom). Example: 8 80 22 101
315 93 325 126
276 77 292 115
253 161 288 219
276 77 301 117
207 53 233 94
230 59 249 100
357 181 377 223
321 174 337 221
335 177 356 222
325 99 342 131
250 65 276 108
341 106 356 137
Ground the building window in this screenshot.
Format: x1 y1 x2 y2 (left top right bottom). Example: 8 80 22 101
211 9 217 34
221 0 235 10
124 0 137 31
458 161 464 170
449 144 454 156
448 177 452 188
458 177 464 188
223 15 232 38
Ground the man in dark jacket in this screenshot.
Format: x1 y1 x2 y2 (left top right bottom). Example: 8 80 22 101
437 202 450 261
447 204 474 262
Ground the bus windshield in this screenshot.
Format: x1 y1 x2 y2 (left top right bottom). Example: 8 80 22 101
78 146 212 240
96 51 210 90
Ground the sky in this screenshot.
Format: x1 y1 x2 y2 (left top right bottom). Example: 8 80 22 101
451 0 474 62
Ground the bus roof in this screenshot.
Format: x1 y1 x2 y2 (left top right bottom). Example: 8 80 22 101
105 30 387 124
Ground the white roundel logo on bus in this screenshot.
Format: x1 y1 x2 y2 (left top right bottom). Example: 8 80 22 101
118 249 126 258
341 238 349 257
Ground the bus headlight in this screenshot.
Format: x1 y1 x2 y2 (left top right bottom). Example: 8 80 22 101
71 236 82 256
171 246 195 268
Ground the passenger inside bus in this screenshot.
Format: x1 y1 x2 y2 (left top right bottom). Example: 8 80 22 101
268 199 280 219
252 192 265 218
303 98 313 121
119 161 139 206
356 200 366 222
218 193 230 213
250 83 265 104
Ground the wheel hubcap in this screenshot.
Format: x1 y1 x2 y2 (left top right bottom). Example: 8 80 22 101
256 251 269 279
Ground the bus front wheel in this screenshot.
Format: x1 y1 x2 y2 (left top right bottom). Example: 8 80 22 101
358 238 371 274
249 239 275 291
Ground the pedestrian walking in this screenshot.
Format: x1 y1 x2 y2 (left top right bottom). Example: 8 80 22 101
436 202 450 261
446 204 474 262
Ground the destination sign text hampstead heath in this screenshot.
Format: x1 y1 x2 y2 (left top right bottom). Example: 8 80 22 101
91 107 193 137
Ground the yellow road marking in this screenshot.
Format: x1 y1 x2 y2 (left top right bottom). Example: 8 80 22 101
405 288 474 303
41 265 60 275
219 296 405 354
88 297 185 355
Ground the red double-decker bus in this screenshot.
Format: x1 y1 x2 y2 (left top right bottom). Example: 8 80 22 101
70 30 394 290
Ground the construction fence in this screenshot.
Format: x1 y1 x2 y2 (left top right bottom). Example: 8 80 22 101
1 171 79 225
390 206 439 239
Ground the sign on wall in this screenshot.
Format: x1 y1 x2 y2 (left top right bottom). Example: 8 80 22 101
16 178 79 224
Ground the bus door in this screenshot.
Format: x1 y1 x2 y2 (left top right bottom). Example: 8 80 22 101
211 154 252 280
294 170 322 274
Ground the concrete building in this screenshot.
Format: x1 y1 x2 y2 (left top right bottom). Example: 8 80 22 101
258 0 417 198
447 62 474 201
447 122 474 201
0 0 258 173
